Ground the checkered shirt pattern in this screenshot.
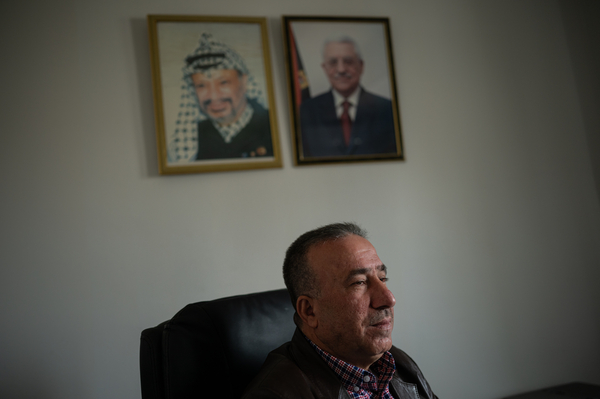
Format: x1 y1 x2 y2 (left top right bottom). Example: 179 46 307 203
307 338 396 399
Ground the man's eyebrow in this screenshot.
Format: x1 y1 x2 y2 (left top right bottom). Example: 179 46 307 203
344 264 387 281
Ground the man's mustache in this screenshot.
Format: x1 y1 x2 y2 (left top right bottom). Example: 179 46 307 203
369 309 393 325
202 98 232 108
333 72 353 79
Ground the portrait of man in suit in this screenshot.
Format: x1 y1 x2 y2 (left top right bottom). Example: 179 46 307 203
299 35 398 159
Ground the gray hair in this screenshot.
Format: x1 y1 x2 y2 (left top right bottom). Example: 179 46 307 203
322 34 363 61
283 222 368 310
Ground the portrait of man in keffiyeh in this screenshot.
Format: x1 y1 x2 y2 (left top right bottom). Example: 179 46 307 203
169 33 273 163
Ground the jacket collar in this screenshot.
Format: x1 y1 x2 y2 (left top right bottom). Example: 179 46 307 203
290 328 349 398
289 328 420 399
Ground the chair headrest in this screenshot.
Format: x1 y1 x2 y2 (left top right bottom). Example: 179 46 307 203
163 289 295 398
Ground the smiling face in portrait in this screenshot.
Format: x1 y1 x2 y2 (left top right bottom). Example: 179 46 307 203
299 234 395 369
191 69 248 126
322 41 364 98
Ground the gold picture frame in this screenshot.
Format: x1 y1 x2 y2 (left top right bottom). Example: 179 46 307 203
148 15 282 174
282 16 404 166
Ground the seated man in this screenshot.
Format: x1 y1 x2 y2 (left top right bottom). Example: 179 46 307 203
243 223 437 399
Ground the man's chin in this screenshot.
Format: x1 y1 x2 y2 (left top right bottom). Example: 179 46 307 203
332 83 359 97
364 339 393 360
208 114 235 126
376 337 394 352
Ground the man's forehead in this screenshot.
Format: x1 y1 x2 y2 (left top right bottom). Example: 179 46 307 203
309 235 381 268
191 68 241 80
324 42 358 57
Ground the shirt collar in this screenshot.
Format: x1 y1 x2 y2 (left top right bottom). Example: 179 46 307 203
305 335 396 397
332 86 362 108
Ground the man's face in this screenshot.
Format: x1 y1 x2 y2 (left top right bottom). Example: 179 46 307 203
307 234 395 369
322 42 364 98
191 69 248 126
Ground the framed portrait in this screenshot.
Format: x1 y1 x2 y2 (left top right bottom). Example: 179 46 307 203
282 16 404 166
148 15 282 174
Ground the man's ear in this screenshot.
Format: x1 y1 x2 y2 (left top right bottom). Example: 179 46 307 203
296 295 318 328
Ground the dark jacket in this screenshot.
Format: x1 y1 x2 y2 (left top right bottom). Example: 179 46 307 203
195 99 273 160
242 328 438 399
299 89 398 158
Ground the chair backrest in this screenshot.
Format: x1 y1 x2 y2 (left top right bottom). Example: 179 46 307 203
140 289 296 399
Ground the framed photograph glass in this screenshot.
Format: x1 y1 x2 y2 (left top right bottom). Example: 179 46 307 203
283 16 404 166
148 15 281 174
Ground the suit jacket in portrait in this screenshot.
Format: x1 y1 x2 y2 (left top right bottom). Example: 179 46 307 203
299 88 397 158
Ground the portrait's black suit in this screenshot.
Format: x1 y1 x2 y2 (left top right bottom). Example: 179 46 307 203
299 88 397 158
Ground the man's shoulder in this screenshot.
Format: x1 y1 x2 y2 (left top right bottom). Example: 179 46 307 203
248 98 269 115
246 98 271 131
358 88 392 107
390 345 420 370
390 346 438 399
300 91 333 109
243 328 345 398
242 342 314 399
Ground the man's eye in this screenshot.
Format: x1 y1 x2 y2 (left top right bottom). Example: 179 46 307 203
380 277 388 283
343 57 358 66
354 280 366 286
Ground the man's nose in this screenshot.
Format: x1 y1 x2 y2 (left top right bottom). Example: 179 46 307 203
205 83 223 100
206 85 218 99
335 59 347 73
371 279 396 309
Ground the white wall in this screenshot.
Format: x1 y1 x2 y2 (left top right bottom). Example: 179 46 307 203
1 1 599 398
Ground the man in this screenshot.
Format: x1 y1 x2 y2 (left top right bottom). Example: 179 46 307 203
243 223 437 399
169 33 273 162
299 36 398 158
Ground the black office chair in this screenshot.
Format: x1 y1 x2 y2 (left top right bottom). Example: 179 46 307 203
139 289 296 399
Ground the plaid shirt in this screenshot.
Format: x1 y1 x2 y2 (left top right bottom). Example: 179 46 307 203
307 337 396 399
